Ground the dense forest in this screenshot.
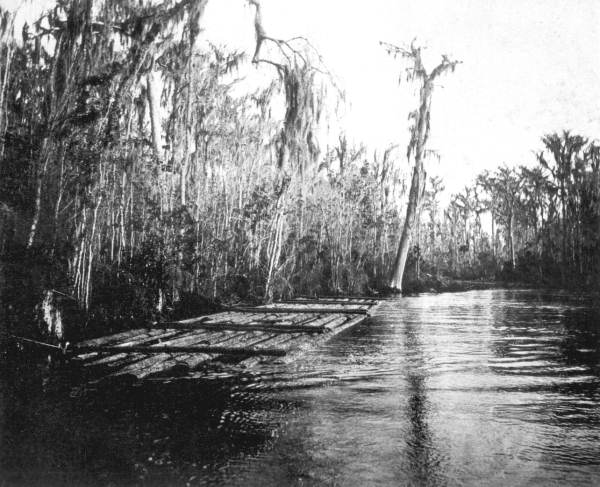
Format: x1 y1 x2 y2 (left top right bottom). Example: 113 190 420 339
0 0 598 341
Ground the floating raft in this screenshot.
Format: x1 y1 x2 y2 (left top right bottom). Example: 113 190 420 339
69 297 379 381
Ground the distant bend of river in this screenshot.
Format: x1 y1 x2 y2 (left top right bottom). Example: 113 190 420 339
1 289 600 486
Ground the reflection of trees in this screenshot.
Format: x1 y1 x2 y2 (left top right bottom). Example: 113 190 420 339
559 307 600 371
489 290 600 399
486 291 600 477
401 319 446 486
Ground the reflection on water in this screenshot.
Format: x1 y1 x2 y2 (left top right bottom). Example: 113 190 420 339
1 289 600 486
403 317 445 487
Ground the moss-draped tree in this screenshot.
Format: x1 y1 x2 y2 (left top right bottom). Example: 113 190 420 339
382 42 459 292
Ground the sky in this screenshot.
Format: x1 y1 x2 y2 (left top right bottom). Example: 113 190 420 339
203 0 600 194
5 0 600 194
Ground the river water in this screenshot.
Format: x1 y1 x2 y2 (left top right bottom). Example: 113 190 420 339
2 289 600 486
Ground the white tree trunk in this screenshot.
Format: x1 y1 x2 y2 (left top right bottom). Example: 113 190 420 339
389 161 425 289
146 68 163 160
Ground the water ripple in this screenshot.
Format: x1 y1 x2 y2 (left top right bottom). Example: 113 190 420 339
3 289 600 486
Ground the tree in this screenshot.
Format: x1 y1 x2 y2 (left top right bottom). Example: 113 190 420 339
0 7 16 159
420 175 444 275
538 131 587 279
249 0 331 176
382 42 459 291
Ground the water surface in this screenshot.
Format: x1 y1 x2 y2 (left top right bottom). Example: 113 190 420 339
2 289 600 486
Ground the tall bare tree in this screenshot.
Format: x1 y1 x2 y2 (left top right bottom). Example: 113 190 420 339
382 42 459 291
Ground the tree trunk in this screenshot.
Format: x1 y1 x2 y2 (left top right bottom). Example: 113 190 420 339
0 38 14 159
146 68 163 160
389 161 425 289
389 80 432 291
508 212 515 269
179 0 208 207
27 150 50 248
491 211 496 258
384 46 458 291
560 181 567 280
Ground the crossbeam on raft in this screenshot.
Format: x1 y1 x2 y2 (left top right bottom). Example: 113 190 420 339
276 299 377 306
71 344 287 357
222 306 368 315
295 294 384 300
154 321 327 334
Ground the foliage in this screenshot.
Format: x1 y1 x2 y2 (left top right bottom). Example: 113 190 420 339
0 1 598 343
0 0 404 340
415 135 600 288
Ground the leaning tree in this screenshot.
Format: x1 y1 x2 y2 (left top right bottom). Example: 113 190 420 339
381 41 459 291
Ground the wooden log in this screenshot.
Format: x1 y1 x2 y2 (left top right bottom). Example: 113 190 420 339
213 316 306 353
235 315 343 364
115 330 268 379
240 313 344 355
153 321 327 334
237 332 303 366
91 310 334 375
239 314 367 368
79 330 228 367
146 330 227 348
289 313 348 332
294 294 384 300
254 313 325 328
276 299 377 306
224 321 307 351
76 329 189 364
266 315 348 350
104 330 273 379
133 331 273 378
76 328 159 348
154 311 264 329
237 332 305 368
95 329 259 378
105 353 175 380
70 344 287 356
221 306 368 315
164 330 261 355
10 335 62 351
70 299 380 381
267 302 368 312
84 314 267 372
129 354 193 379
83 352 145 368
201 330 261 347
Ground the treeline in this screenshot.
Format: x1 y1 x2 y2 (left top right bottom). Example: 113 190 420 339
0 1 409 336
0 1 597 340
413 132 600 289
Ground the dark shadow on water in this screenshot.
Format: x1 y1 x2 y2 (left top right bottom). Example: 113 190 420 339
0 354 298 487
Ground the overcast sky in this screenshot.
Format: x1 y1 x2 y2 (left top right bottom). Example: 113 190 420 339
7 0 600 194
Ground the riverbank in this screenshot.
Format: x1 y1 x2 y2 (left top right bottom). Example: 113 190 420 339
401 276 526 295
400 276 600 301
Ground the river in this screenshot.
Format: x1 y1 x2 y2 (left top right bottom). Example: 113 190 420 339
2 289 600 486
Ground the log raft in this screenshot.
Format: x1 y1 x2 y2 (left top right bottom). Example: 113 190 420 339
55 297 379 381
